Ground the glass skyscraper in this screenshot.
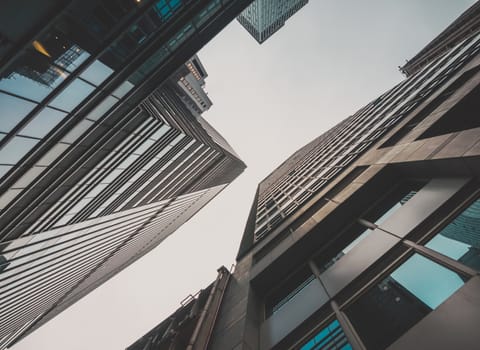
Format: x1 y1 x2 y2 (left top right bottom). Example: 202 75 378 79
237 0 309 43
0 0 254 348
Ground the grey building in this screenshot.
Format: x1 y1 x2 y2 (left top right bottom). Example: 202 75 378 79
237 0 308 44
132 3 480 349
0 0 254 348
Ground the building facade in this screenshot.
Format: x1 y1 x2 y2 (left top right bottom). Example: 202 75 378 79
237 0 308 44
133 4 480 349
0 0 254 348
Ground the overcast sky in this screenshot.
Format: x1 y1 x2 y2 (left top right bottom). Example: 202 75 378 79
12 1 476 349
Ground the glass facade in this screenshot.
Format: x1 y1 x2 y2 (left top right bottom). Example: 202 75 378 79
300 319 351 350
346 253 465 349
0 1 248 348
425 198 480 271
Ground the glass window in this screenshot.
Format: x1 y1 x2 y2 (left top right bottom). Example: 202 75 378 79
79 60 114 86
84 96 118 121
12 166 46 189
318 189 420 272
301 320 351 350
18 107 67 138
0 92 36 133
150 124 171 141
265 265 314 318
60 119 94 144
36 143 70 166
0 53 69 102
374 190 417 226
0 136 39 164
346 253 465 349
49 79 95 112
0 165 13 180
112 81 135 99
425 198 480 271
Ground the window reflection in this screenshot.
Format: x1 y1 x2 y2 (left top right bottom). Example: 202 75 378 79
301 320 351 350
79 60 114 86
0 137 39 165
426 198 480 272
318 190 419 273
18 107 67 138
346 253 464 349
0 93 36 133
49 79 95 112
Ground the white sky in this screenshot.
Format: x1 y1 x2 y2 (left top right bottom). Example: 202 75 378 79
11 1 476 349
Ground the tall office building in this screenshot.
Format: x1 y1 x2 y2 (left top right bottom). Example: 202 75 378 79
132 3 480 349
0 0 254 348
237 0 308 44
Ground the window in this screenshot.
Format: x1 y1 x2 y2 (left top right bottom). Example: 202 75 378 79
0 136 39 164
345 253 465 349
425 198 480 271
79 60 114 86
265 265 314 318
316 186 420 273
18 107 67 138
0 92 36 133
300 319 351 350
49 78 95 112
418 84 480 139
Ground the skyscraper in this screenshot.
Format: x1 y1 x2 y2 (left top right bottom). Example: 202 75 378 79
237 0 308 44
0 0 254 348
132 3 480 349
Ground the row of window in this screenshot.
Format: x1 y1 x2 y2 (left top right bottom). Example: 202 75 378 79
266 191 480 349
253 31 480 242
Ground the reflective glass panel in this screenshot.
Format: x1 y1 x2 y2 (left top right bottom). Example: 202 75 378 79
49 79 95 112
0 165 13 180
425 198 480 271
79 60 114 86
346 253 465 349
84 96 118 121
0 93 36 133
320 190 419 272
112 81 135 99
265 265 314 318
18 107 67 138
0 53 68 102
301 320 351 350
0 136 39 164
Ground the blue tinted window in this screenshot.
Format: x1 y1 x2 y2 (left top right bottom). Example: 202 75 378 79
79 60 114 86
0 61 68 102
0 93 37 133
0 136 39 165
301 319 350 350
426 198 480 272
391 253 464 309
49 79 95 112
0 165 13 180
19 107 67 138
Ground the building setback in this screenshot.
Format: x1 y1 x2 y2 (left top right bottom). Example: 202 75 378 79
131 4 480 350
237 0 308 44
0 0 254 348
